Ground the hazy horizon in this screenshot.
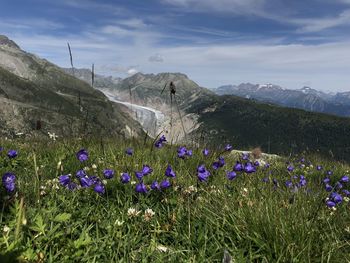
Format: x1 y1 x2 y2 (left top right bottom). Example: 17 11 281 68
1 0 350 92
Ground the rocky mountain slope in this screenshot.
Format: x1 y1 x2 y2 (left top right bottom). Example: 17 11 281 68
0 35 144 139
213 83 350 117
83 70 350 160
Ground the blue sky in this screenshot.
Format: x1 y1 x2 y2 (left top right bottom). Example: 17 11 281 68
1 0 350 91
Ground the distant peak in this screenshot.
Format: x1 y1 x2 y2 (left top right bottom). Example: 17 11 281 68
0 35 20 49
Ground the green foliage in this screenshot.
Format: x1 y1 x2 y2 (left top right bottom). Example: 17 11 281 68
0 138 349 262
189 94 350 161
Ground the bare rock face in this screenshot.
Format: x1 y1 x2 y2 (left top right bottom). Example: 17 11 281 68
0 35 20 49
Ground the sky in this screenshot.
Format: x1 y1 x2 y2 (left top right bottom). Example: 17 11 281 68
1 0 350 92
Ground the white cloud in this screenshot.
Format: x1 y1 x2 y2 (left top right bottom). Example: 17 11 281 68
0 18 64 31
161 0 265 15
149 53 164 62
161 0 350 33
4 14 350 92
293 9 350 32
127 68 139 75
117 19 147 29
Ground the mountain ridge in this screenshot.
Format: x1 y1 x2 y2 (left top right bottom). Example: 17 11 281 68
0 35 144 139
212 83 350 117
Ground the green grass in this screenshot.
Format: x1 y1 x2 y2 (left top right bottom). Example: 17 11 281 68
0 137 350 262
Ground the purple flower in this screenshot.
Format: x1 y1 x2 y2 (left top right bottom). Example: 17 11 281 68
125 148 133 156
233 162 244 172
326 200 336 208
177 146 187 158
7 150 17 159
135 171 143 181
165 165 176 178
76 149 88 162
76 170 87 178
316 165 323 171
67 182 77 191
325 184 333 192
197 165 210 182
299 178 307 187
213 157 225 170
341 176 349 183
186 149 193 157
262 177 269 183
219 156 225 166
89 176 100 185
285 180 293 188
224 144 232 151
254 161 260 167
287 165 294 172
244 162 256 174
0 146 3 152
80 176 93 188
151 180 160 190
135 182 148 193
212 162 220 170
264 163 270 169
155 141 163 148
300 157 305 163
327 170 333 176
203 148 209 156
330 192 342 204
103 169 115 179
227 171 237 180
94 183 105 194
242 153 249 160
59 174 71 186
342 189 350 196
155 135 167 148
142 165 153 176
121 173 131 184
160 179 171 189
2 172 16 193
335 182 343 190
323 177 330 184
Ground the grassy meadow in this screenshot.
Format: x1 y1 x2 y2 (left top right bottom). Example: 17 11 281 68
0 136 350 262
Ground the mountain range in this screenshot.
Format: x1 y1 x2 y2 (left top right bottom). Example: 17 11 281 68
67 67 350 160
1 35 350 160
212 83 350 117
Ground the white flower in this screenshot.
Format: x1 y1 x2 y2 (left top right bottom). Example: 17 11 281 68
184 185 197 195
114 219 124 226
3 225 10 233
156 245 169 253
241 188 249 197
48 132 58 141
130 181 137 185
144 208 155 221
127 208 141 218
92 164 97 169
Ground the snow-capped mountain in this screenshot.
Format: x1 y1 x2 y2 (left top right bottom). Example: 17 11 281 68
213 83 350 117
